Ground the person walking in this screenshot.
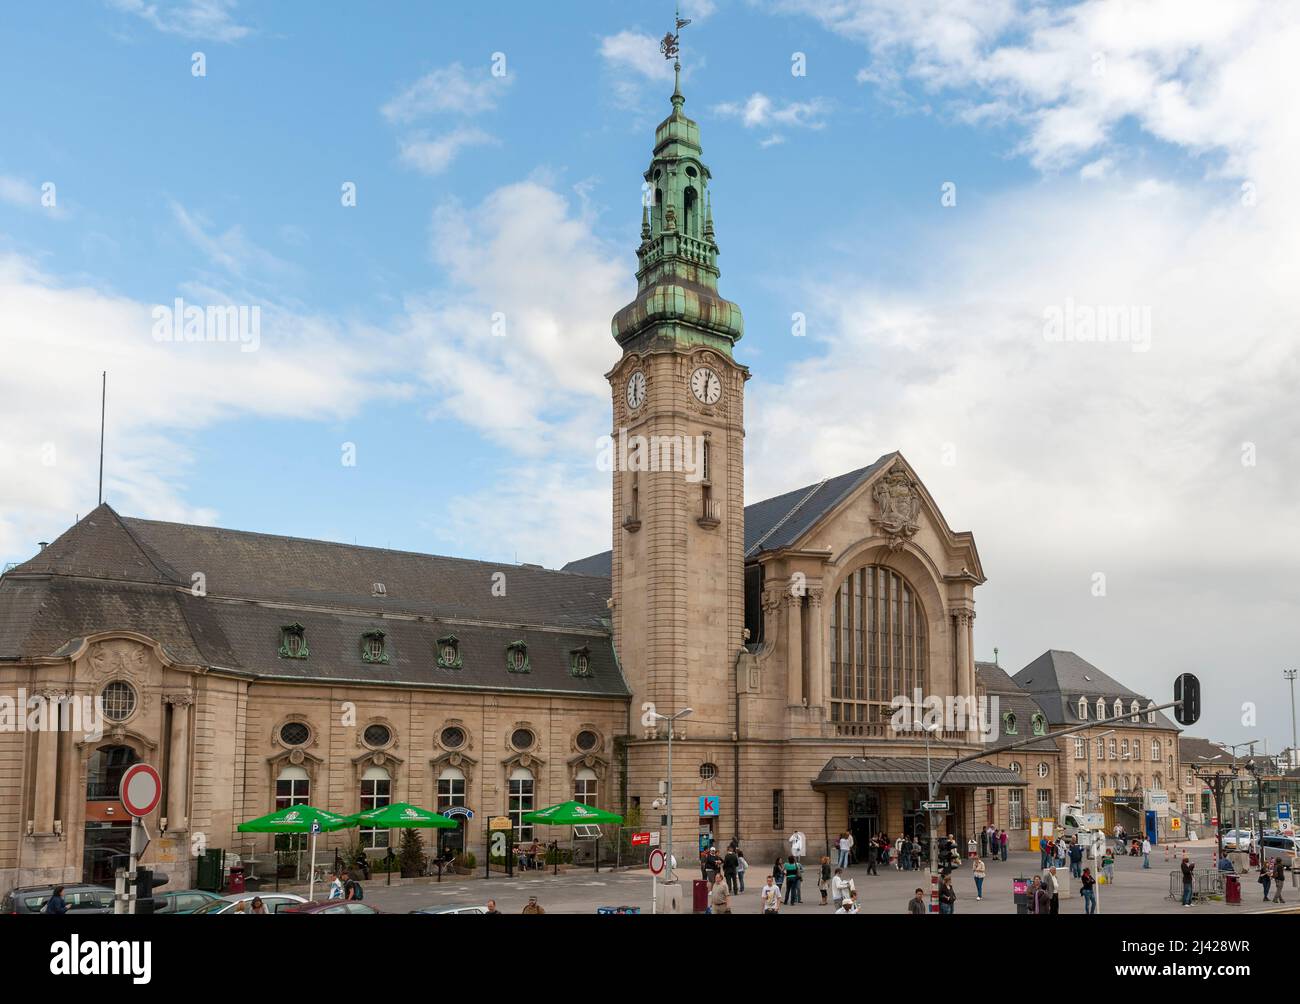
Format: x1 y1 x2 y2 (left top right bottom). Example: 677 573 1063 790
723 846 739 895
1271 856 1286 904
1102 847 1115 885
830 867 850 910
1141 837 1151 869
783 855 801 905
908 887 927 915
327 871 344 901
1045 866 1060 914
1180 854 1195 907
846 830 856 865
760 874 781 914
736 848 748 893
818 856 832 905
1080 867 1096 914
836 833 850 870
973 856 986 900
865 840 878 876
939 876 956 914
999 829 1008 862
1260 859 1273 902
42 886 67 915
522 896 545 914
895 834 906 871
1069 840 1083 879
1040 837 1050 871
709 873 731 914
772 856 785 891
1034 877 1052 915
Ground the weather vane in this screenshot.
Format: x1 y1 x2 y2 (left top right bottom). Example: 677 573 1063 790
660 5 692 63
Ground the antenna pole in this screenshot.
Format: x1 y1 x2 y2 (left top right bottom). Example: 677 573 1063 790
98 371 106 506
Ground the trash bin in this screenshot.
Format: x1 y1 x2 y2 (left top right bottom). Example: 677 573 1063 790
692 879 709 913
228 865 246 894
1012 878 1029 915
1224 874 1240 904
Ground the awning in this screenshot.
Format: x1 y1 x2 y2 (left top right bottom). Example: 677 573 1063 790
812 756 1029 789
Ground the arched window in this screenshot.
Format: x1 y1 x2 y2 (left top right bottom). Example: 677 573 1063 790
683 186 698 237
1110 774 1120 790
574 767 598 806
1133 739 1142 761
1152 739 1162 762
1113 698 1123 719
1096 738 1105 760
1074 738 1085 759
1153 772 1163 790
509 767 535 841
1004 712 1018 735
828 565 928 731
275 765 310 809
437 767 467 857
1130 700 1140 722
1108 738 1117 759
1122 773 1131 790
1078 696 1088 720
1146 701 1156 724
359 766 391 849
1031 713 1046 736
1096 698 1106 720
86 745 139 800
1121 739 1129 759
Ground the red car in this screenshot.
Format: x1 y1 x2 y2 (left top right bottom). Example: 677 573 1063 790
283 900 383 914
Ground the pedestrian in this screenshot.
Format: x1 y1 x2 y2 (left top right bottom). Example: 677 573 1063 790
794 856 805 903
1069 840 1083 878
42 886 67 915
818 856 832 905
783 855 801 905
485 899 499 914
1080 868 1096 914
736 848 748 892
846 829 856 865
1040 836 1050 871
999 829 1008 861
973 856 986 900
1034 877 1052 915
939 876 956 914
830 867 850 909
250 896 267 915
1141 837 1151 869
1259 859 1272 901
760 875 781 914
354 846 370 880
1271 856 1286 904
908 887 927 915
1102 847 1115 885
522 895 545 914
1180 854 1195 907
865 840 878 876
968 835 977 860
343 870 364 901
709 873 731 914
836 889 861 914
836 833 850 870
327 871 344 900
772 856 785 890
899 835 911 871
1046 866 1060 914
723 846 739 894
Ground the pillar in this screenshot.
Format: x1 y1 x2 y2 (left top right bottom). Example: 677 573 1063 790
785 591 803 705
164 694 193 829
33 690 63 833
806 587 825 711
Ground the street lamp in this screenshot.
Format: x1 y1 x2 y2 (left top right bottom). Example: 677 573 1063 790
1286 670 1298 769
651 707 693 883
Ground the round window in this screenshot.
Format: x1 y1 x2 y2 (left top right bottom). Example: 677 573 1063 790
576 730 599 752
363 724 392 749
1037 762 1050 778
279 721 310 747
440 726 466 750
101 681 137 723
699 762 717 781
511 728 535 751
1009 761 1022 774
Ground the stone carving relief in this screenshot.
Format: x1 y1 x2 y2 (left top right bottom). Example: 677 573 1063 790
870 462 922 550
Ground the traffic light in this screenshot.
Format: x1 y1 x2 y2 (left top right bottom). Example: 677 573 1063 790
1174 673 1201 726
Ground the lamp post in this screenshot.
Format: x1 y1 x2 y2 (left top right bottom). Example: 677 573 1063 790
1286 670 1298 769
652 707 693 884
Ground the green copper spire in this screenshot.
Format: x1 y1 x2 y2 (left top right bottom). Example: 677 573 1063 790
611 41 744 357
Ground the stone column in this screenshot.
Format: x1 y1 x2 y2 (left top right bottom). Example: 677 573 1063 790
952 609 975 732
785 591 803 705
806 587 825 712
164 694 193 829
33 690 64 833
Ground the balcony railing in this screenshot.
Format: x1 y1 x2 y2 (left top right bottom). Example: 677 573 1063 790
697 498 720 529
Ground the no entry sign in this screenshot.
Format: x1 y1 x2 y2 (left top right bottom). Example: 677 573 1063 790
648 848 666 875
119 763 162 818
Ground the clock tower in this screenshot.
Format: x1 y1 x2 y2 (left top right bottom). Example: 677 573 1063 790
608 62 748 742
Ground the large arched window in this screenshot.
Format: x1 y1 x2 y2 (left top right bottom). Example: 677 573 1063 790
509 767 535 841
829 565 928 730
574 767 598 806
359 766 391 849
437 767 467 857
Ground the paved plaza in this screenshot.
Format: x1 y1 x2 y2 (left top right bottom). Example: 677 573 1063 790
328 839 1293 915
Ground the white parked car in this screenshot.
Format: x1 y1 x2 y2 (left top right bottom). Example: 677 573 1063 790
1221 829 1256 852
189 893 308 914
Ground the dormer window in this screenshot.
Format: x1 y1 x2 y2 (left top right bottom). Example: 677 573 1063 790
1031 713 1046 736
279 623 309 660
569 646 592 678
361 630 389 664
1077 696 1088 720
437 635 462 670
1113 698 1123 719
1003 712 1018 736
505 641 530 674
1130 699 1140 722
1095 698 1106 720
372 582 387 597
1146 701 1156 724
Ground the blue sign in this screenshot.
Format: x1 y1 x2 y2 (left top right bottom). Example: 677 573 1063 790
699 796 720 817
1278 803 1291 820
310 821 321 835
442 806 474 819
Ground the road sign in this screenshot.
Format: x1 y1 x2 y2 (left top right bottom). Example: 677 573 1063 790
1278 803 1291 820
1170 817 1182 832
649 831 660 846
310 821 321 835
631 831 651 846
119 763 162 818
699 796 719 817
921 799 949 812
648 848 666 875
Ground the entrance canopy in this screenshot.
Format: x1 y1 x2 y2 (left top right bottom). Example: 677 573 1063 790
812 756 1028 789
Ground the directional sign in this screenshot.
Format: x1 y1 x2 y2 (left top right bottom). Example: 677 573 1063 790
648 848 666 875
921 799 950 812
119 763 162 818
1278 803 1291 821
631 831 651 846
699 796 720 817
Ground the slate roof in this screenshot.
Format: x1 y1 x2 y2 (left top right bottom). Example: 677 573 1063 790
1179 736 1229 766
812 755 1028 788
975 660 1058 752
0 505 628 698
1011 650 1179 731
562 453 896 576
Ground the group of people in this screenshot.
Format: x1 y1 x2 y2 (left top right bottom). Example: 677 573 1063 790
699 841 749 894
326 870 366 901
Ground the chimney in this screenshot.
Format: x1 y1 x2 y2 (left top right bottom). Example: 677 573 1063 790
38 541 49 551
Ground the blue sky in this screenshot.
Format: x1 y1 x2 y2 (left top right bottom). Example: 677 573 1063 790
2 0 1298 750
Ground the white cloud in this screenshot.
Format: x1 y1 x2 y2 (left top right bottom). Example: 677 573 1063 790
398 128 497 176
381 63 508 124
107 0 252 42
600 30 677 84
713 92 829 130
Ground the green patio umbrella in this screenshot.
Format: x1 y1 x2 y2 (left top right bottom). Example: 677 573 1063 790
342 802 459 828
522 801 623 875
237 805 351 901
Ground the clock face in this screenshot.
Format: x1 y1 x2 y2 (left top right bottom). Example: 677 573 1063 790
626 370 646 411
690 366 722 405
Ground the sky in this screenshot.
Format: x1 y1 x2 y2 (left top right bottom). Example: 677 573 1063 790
1 0 1297 753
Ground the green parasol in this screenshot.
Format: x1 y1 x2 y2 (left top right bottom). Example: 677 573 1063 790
522 800 623 825
237 805 351 833
342 802 459 829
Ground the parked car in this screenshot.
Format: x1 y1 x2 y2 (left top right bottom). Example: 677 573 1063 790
1221 829 1256 851
2 884 115 915
284 900 382 914
189 892 307 914
411 904 488 914
1260 834 1300 866
153 889 225 914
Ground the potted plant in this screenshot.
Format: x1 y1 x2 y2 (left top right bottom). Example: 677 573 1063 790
399 829 427 878
453 851 476 875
